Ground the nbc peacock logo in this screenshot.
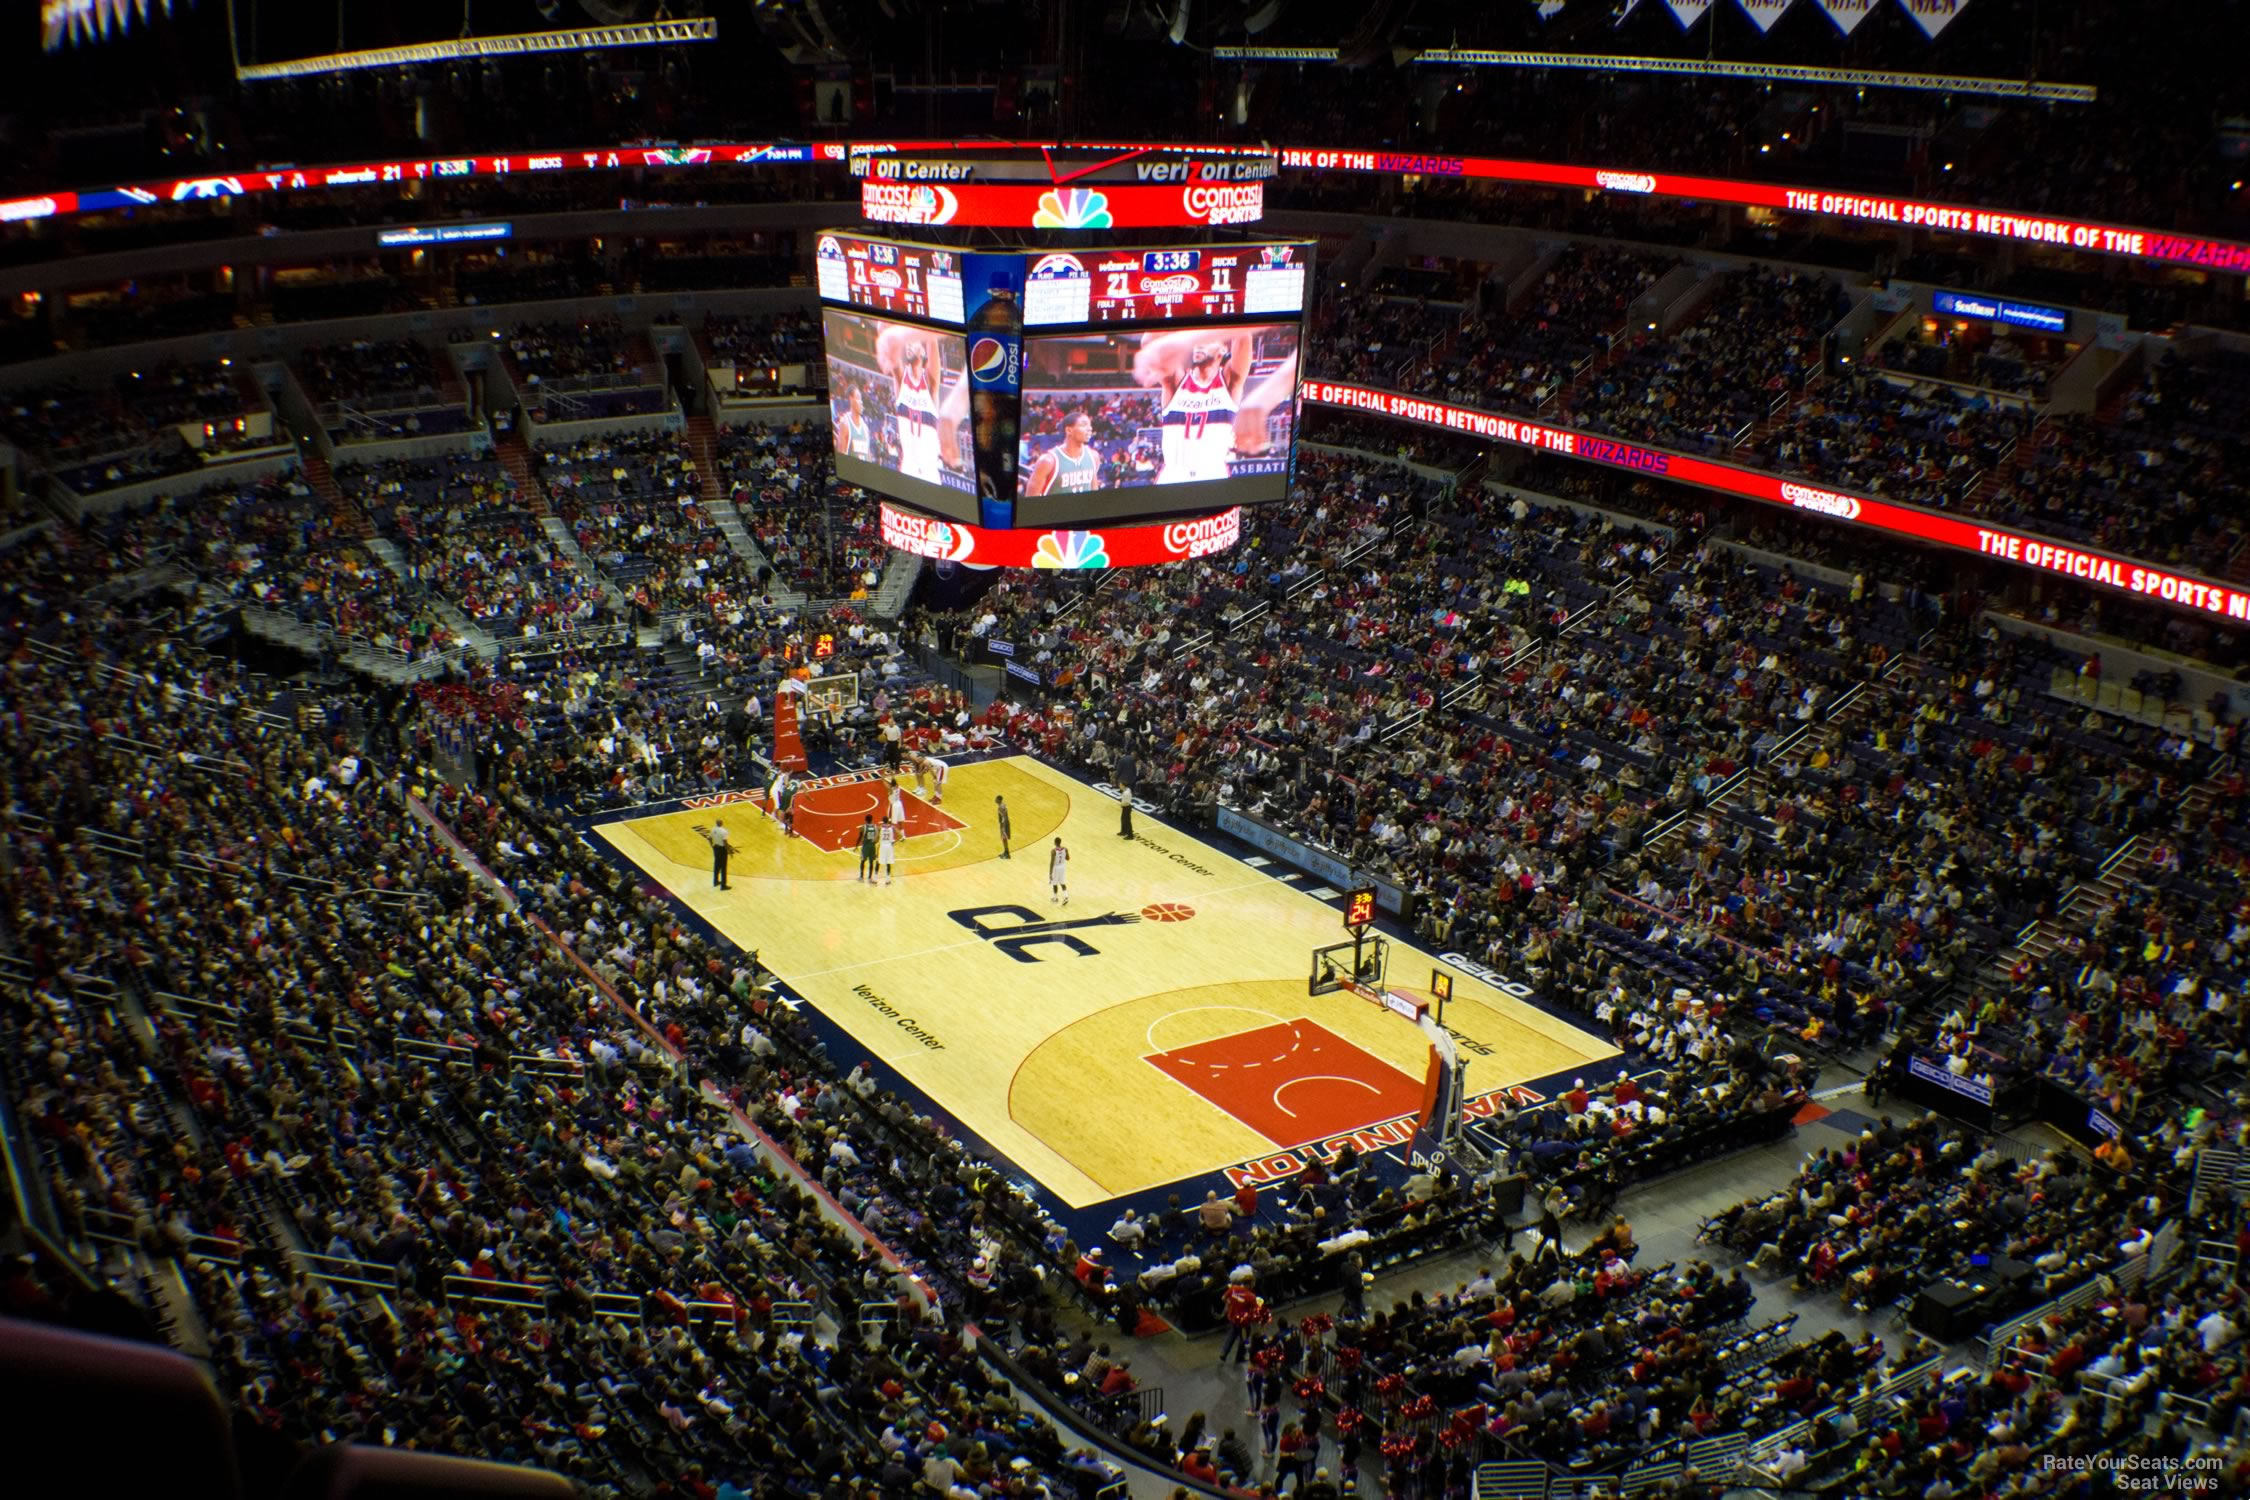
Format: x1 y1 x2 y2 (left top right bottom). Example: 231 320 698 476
1032 531 1109 570
1032 188 1113 230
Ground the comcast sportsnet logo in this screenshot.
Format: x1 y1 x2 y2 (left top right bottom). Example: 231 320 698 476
1162 510 1242 559
863 181 959 225
1780 483 1862 521
880 507 976 562
1183 183 1263 225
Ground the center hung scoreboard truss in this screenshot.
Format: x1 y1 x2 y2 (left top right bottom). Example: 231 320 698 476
816 142 1312 569
1308 888 1484 1174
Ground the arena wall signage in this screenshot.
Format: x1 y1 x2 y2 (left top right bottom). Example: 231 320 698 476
1906 1053 1994 1107
1929 289 2069 334
1301 379 2250 625
1214 806 1407 915
877 501 1242 568
860 179 1264 229
9 133 2244 277
1271 148 2250 274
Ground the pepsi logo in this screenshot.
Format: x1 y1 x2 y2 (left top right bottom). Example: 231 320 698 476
969 338 1017 387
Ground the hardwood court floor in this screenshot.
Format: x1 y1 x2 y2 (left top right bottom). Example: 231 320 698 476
593 755 1616 1209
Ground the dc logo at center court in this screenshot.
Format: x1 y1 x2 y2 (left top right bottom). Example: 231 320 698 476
948 902 1195 963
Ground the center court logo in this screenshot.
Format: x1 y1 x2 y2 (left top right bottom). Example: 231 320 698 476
949 902 1194 962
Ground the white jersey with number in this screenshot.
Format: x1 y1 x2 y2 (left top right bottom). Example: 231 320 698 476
1049 846 1068 884
894 368 943 484
878 826 896 863
889 785 906 824
1160 368 1238 484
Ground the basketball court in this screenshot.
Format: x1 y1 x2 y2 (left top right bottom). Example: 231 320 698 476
590 755 1617 1211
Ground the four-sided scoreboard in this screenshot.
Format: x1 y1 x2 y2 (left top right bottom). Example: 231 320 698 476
818 143 1309 568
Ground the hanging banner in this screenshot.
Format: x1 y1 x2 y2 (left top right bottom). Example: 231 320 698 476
1736 0 1796 30
1664 0 1715 24
1813 0 1879 33
1896 0 1970 39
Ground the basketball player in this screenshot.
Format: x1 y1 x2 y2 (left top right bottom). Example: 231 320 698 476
912 753 932 800
776 773 801 836
857 815 879 882
1025 410 1103 496
1048 836 1069 906
888 778 907 828
876 324 967 485
1133 328 1254 484
877 819 897 885
832 383 875 460
995 795 1012 859
927 753 948 806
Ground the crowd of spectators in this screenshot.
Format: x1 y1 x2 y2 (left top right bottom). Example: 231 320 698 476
295 338 447 407
1713 1117 2167 1319
1877 332 2063 399
348 454 610 635
1989 348 2250 567
154 472 457 659
6 226 2250 1493
0 601 1136 1500
717 425 887 599
702 312 822 371
505 319 641 386
538 431 760 619
1566 268 1848 454
1 361 274 492
1428 246 1672 413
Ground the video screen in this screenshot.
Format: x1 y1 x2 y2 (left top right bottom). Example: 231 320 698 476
822 307 978 518
1016 322 1302 524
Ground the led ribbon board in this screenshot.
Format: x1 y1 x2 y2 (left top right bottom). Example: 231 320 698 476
1301 379 2250 625
879 502 1242 569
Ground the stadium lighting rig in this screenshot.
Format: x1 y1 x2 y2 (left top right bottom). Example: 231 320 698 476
232 16 717 82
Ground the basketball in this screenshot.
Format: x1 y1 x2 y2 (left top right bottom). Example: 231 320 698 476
1140 901 1196 922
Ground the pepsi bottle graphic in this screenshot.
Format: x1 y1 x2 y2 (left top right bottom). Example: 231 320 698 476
966 269 1021 530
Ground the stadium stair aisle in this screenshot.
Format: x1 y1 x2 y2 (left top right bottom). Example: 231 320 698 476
300 453 371 539
493 428 551 517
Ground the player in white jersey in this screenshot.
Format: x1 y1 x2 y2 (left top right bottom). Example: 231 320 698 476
1133 327 1299 480
832 384 875 460
1048 837 1070 905
888 779 907 827
1026 410 1104 496
876 325 965 486
1134 329 1252 484
877 820 897 885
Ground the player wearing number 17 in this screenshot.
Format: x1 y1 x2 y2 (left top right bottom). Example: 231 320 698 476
875 324 968 485
1133 328 1298 485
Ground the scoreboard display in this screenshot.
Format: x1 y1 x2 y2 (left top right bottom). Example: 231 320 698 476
1024 244 1310 326
817 226 1311 534
815 233 968 325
